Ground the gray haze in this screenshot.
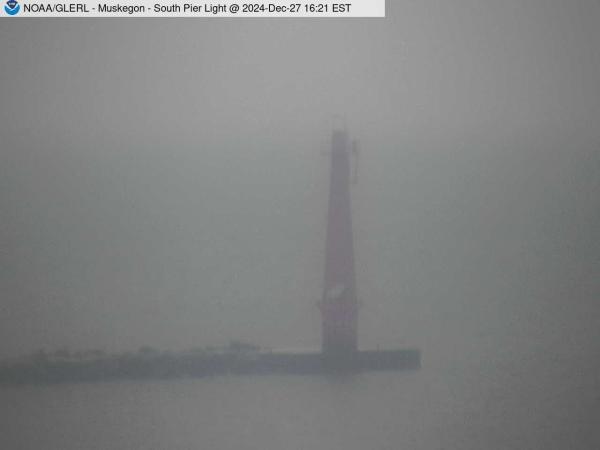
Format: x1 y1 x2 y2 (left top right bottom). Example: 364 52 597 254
1 0 599 369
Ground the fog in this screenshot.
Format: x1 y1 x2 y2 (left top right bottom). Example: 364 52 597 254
1 0 598 370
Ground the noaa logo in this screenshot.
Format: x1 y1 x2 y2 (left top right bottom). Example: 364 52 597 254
4 0 20 15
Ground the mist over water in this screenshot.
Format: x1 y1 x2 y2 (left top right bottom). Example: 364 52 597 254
1 0 599 448
2 363 598 450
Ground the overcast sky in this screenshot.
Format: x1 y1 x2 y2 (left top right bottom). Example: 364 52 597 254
1 1 599 359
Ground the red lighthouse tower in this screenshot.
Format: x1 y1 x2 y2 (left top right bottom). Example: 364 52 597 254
320 128 358 357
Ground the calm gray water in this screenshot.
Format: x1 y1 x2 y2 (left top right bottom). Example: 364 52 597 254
2 346 598 450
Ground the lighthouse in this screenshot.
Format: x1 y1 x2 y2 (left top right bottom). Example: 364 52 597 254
320 128 359 357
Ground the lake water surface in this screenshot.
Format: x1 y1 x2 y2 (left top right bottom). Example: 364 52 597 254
2 345 598 450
